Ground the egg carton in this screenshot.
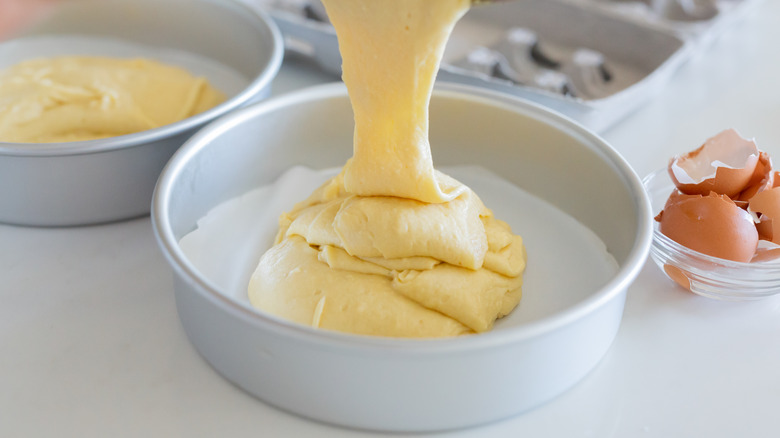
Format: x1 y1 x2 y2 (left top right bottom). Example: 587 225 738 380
569 0 760 45
240 0 758 132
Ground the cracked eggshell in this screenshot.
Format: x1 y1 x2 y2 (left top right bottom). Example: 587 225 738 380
737 151 774 202
668 128 760 198
657 190 758 263
748 186 780 244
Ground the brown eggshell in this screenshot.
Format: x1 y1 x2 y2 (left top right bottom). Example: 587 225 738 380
737 151 773 202
654 189 699 221
663 264 692 292
658 191 759 263
748 186 780 244
668 128 760 198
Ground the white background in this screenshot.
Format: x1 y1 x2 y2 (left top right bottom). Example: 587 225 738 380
2 1 780 437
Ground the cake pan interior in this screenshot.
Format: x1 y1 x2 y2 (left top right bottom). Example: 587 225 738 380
153 83 652 431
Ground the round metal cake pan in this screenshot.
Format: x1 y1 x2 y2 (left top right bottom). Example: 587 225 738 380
0 0 283 227
152 83 652 432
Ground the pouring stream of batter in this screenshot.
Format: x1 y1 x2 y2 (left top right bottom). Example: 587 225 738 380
249 0 526 337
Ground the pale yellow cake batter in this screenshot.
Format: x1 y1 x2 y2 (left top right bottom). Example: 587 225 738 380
249 0 527 337
0 56 225 143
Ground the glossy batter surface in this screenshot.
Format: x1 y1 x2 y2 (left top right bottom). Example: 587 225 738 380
0 56 224 143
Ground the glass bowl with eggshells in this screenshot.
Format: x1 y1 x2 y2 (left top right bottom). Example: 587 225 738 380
643 129 780 301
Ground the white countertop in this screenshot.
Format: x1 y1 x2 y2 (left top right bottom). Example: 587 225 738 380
3 2 780 437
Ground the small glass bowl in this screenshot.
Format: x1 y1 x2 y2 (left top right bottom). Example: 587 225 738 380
643 169 780 301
